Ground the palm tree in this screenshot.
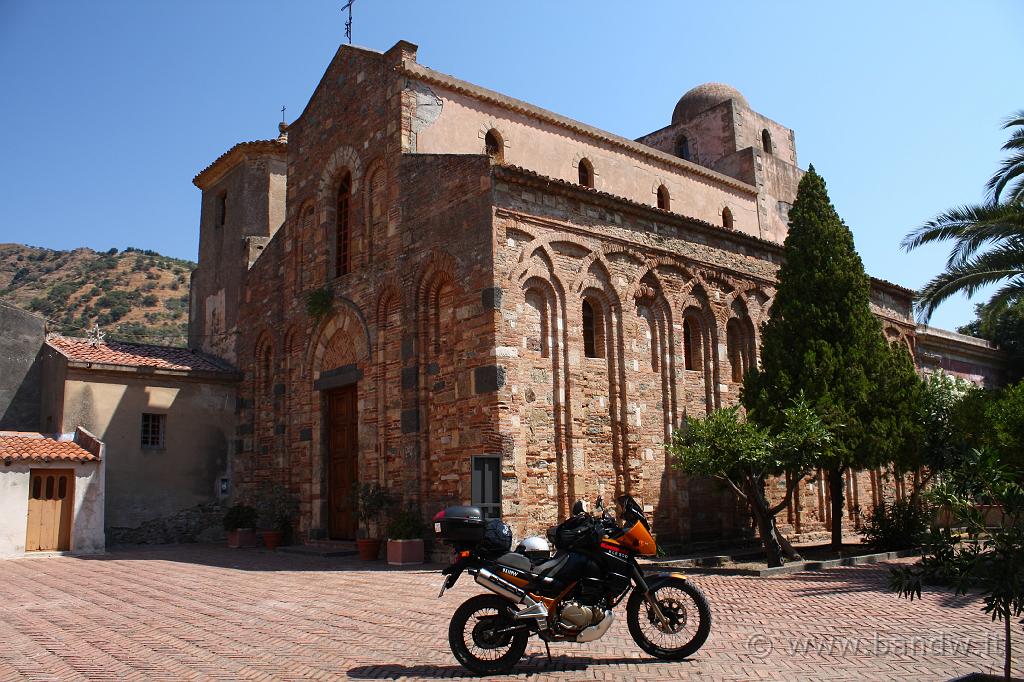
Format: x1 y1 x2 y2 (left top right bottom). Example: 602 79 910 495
901 111 1024 321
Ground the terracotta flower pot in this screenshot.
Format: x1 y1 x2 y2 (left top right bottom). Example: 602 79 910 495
387 538 424 566
228 528 258 548
356 538 382 560
262 530 283 550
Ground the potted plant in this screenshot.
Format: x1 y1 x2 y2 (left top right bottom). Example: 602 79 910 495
353 482 392 560
223 503 258 548
387 505 426 566
256 484 299 551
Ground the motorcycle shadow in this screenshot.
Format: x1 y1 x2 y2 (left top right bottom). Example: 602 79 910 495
346 653 686 679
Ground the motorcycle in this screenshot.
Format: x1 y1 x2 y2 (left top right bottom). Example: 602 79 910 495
434 495 712 675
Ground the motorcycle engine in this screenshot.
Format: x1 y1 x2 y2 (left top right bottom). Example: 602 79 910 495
557 601 606 630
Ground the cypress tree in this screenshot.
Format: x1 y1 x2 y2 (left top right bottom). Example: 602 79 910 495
743 166 918 548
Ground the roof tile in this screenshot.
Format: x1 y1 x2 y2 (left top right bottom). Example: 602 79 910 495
47 336 235 374
0 433 98 463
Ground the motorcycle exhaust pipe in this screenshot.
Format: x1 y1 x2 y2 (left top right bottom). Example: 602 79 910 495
475 567 527 603
474 567 549 629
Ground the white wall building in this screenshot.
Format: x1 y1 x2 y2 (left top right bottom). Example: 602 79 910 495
0 427 104 558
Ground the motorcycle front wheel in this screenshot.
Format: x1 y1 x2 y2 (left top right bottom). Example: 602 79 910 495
448 594 529 675
626 577 712 660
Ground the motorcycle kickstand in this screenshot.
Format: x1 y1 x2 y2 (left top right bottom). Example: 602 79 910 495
544 639 552 663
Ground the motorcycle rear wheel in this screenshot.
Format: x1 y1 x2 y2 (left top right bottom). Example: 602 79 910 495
626 577 712 660
449 594 530 675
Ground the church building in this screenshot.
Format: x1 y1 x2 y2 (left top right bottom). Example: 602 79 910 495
189 40 1003 544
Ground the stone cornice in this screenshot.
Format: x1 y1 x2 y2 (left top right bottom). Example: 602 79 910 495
493 164 915 308
397 61 759 197
65 362 242 383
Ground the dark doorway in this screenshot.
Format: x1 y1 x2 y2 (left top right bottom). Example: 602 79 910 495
327 385 359 539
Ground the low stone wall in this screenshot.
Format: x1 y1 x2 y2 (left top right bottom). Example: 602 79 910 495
108 502 225 546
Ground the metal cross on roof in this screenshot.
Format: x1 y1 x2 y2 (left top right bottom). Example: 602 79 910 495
341 0 355 44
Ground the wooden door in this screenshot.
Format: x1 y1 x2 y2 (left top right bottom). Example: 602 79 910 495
26 469 74 551
328 386 359 539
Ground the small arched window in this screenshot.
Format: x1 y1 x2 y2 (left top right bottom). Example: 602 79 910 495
582 298 604 358
682 317 699 370
578 158 594 188
335 171 352 276
485 129 503 164
727 319 744 382
656 185 670 211
675 135 691 161
259 343 273 391
762 129 773 155
722 207 734 229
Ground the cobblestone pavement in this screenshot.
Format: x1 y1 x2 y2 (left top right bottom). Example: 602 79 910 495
0 545 1018 681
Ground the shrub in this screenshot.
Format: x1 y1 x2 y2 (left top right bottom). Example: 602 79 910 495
387 506 426 540
863 500 930 551
222 504 258 531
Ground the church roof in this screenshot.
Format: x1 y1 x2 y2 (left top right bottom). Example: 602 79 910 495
47 335 237 375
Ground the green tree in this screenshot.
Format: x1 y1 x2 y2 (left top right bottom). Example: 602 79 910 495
743 167 920 548
669 396 832 568
901 111 1024 320
891 450 1024 681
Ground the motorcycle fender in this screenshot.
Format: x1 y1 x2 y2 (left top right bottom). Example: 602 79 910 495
643 571 689 591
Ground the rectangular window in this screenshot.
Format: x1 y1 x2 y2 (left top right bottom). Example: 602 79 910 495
217 192 227 227
141 413 166 449
472 456 501 519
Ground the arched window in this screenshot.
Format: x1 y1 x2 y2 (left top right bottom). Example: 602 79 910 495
675 135 691 161
722 207 734 229
335 171 352 276
485 129 503 164
682 317 700 370
582 298 604 358
259 342 273 391
524 289 549 358
656 185 670 210
727 319 744 382
762 129 773 155
578 158 594 188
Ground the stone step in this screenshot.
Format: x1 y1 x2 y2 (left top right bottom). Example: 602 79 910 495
279 540 358 557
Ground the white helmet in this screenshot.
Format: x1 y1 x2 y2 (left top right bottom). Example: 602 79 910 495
516 535 552 561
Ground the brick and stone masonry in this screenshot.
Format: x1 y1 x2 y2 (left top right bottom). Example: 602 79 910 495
189 40 1005 544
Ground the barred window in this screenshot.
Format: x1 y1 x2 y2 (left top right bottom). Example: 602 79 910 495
141 413 166 449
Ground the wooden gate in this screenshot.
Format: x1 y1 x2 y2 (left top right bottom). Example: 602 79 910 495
25 469 74 551
327 386 359 539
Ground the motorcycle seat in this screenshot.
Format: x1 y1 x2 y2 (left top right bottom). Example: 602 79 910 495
531 553 569 577
495 552 532 572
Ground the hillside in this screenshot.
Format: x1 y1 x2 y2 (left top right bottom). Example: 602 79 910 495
0 243 195 346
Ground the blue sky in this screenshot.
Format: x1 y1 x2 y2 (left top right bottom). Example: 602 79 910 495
1 1 1021 331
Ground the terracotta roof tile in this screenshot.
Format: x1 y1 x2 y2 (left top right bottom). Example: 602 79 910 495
193 139 286 188
0 433 98 463
47 336 235 374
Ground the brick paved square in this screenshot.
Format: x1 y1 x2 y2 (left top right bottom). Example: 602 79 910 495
0 545 1017 681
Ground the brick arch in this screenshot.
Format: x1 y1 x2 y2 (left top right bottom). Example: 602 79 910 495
363 156 387 265
514 231 591 265
317 146 363 202
307 297 370 376
521 273 573 518
633 270 679 435
680 282 721 411
725 297 758 383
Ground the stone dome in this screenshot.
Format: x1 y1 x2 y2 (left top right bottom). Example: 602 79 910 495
671 82 748 124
